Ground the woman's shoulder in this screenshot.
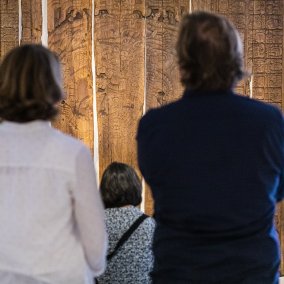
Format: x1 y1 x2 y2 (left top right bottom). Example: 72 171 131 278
48 127 89 156
105 207 155 234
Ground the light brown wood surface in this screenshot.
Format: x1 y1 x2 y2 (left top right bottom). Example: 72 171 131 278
21 0 42 44
48 0 94 153
0 1 19 58
94 0 145 178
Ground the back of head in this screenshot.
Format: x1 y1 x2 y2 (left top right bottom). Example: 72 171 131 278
100 162 142 209
176 11 245 91
0 44 64 122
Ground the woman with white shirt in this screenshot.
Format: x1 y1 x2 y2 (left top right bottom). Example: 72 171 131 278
0 44 107 284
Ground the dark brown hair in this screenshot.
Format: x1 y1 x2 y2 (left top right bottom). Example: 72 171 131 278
100 162 142 209
0 44 64 122
176 11 245 91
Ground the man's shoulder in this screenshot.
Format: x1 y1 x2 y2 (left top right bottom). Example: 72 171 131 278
140 99 182 124
233 93 280 114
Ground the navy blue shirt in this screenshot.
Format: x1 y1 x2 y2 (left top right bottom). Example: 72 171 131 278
137 90 284 283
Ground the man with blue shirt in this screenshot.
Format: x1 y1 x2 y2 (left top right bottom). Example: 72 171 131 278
137 11 284 284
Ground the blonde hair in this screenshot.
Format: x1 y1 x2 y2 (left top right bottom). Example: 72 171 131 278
0 44 64 122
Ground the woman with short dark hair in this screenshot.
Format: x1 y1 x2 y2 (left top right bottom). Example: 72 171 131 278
137 11 284 284
0 44 107 284
97 162 155 284
100 162 142 208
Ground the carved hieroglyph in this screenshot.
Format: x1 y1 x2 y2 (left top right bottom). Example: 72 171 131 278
21 0 42 44
145 0 189 109
48 0 94 153
0 1 19 58
247 0 283 108
94 0 145 178
144 0 189 215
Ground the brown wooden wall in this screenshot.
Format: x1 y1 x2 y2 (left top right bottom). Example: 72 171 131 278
94 0 145 177
0 0 284 273
48 0 95 153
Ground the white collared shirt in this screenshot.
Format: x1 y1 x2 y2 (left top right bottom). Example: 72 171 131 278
0 120 107 284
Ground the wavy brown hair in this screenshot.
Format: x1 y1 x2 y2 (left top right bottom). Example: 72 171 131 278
176 11 245 91
100 162 142 209
0 44 64 122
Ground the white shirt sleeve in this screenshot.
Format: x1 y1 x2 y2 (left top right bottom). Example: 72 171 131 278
73 146 107 276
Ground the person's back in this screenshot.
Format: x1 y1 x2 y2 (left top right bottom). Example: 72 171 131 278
97 206 155 283
96 162 155 284
0 44 107 284
137 11 284 284
0 122 95 283
138 90 284 283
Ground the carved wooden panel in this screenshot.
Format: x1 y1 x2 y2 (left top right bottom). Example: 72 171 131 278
0 1 19 58
191 0 219 12
248 0 283 108
48 0 94 153
21 0 42 44
144 0 189 215
145 0 188 109
94 0 145 177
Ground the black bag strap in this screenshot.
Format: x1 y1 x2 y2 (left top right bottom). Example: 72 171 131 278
107 213 148 261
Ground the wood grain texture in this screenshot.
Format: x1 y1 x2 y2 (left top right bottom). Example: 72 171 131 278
21 0 42 44
94 0 145 178
48 0 94 153
0 0 19 58
145 0 188 109
144 0 189 215
248 0 283 108
191 0 218 12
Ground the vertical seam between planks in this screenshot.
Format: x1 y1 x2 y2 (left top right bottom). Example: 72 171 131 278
19 0 22 44
41 0 48 46
141 0 147 212
92 0 100 180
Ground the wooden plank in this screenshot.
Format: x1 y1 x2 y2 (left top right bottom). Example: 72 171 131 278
94 0 145 178
21 0 42 44
247 0 284 272
145 0 188 109
191 0 218 12
144 0 189 215
0 1 19 58
48 0 94 153
248 0 283 108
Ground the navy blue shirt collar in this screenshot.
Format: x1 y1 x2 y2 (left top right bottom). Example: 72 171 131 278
182 89 235 99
